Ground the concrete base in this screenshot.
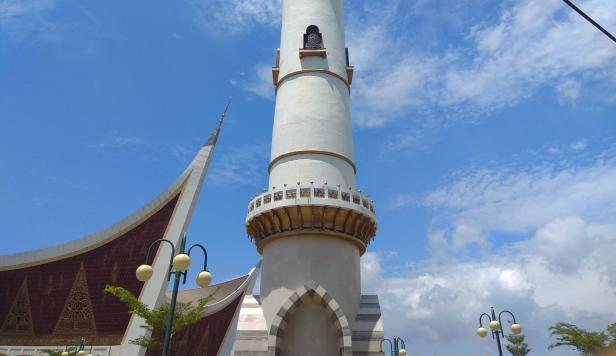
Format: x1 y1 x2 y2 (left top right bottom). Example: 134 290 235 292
234 295 269 356
234 295 384 356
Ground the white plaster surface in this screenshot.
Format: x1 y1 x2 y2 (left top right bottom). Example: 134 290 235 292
269 154 355 191
260 234 360 329
271 0 354 192
279 0 347 79
270 76 353 174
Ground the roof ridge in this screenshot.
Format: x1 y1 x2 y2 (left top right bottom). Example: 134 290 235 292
204 99 231 147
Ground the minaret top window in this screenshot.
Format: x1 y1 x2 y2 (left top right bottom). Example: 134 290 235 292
299 25 326 59
303 25 323 49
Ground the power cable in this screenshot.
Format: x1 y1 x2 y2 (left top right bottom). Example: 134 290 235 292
561 0 616 44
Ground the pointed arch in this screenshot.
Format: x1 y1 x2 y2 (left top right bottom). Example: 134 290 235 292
268 280 352 356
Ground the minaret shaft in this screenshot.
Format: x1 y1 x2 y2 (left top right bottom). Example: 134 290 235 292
270 0 354 190
244 1 379 355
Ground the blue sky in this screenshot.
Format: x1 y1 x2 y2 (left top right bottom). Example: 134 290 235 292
1 0 616 354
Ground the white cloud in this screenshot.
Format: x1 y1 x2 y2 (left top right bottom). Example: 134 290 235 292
556 79 582 103
346 8 441 127
0 0 52 18
231 64 275 100
192 0 615 132
442 0 615 109
547 146 561 155
351 53 439 127
363 147 616 354
191 0 281 35
346 0 616 128
90 132 208 163
209 142 269 185
528 216 590 274
362 243 616 355
425 157 616 233
364 221 616 354
0 0 103 48
451 222 487 251
570 138 588 151
360 250 381 283
90 132 148 150
0 0 56 42
386 193 421 210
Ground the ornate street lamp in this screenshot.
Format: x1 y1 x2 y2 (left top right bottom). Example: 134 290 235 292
136 233 212 356
380 337 408 356
60 338 92 356
477 307 522 356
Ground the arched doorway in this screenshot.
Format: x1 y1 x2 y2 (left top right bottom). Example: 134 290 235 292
268 281 352 356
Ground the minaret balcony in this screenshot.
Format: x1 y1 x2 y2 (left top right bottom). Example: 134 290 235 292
245 185 377 254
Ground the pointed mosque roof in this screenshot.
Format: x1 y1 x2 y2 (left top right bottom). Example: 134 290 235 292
0 105 229 271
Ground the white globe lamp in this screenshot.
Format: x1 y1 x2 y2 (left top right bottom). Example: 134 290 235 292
172 253 191 272
477 327 488 338
135 264 153 282
196 270 212 288
511 323 522 335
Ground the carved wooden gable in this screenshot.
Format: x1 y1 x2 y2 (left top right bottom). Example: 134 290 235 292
53 263 97 336
0 278 34 336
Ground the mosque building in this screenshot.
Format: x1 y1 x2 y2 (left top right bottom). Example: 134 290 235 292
0 1 384 355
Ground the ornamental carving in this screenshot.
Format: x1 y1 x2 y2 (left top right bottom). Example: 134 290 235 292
53 263 97 336
0 278 34 336
0 195 180 346
303 25 323 49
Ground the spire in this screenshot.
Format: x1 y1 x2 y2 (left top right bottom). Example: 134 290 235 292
204 100 231 147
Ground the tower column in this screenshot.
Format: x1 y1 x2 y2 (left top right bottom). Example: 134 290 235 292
244 1 378 355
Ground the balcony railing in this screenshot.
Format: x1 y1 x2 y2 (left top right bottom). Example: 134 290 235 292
247 184 375 215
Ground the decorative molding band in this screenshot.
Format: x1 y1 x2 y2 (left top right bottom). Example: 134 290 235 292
275 69 351 93
268 150 357 174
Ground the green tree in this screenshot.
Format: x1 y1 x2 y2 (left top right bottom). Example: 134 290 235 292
505 334 531 356
104 285 216 353
608 323 616 347
548 322 616 355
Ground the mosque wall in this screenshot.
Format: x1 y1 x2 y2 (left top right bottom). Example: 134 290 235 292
0 195 180 347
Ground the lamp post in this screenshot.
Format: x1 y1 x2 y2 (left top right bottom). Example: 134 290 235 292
380 337 408 356
477 307 522 356
136 233 212 356
60 338 92 356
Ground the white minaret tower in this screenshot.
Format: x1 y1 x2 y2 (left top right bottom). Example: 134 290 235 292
237 1 383 355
